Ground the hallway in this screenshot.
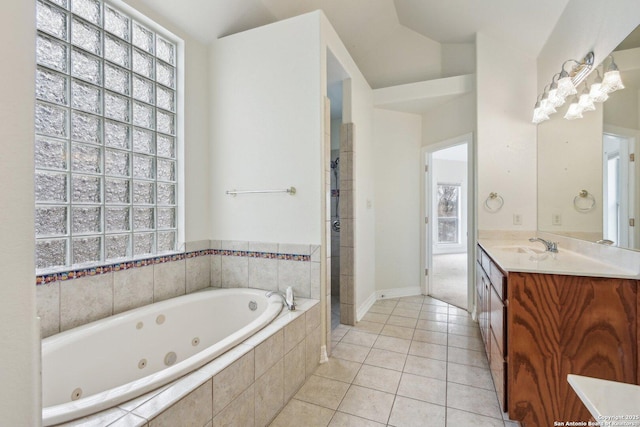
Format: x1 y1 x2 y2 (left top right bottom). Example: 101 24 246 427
270 295 517 427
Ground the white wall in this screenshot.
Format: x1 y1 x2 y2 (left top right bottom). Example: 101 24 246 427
442 44 476 78
476 32 538 231
320 14 377 314
0 1 40 424
210 13 322 244
422 93 476 147
373 109 422 293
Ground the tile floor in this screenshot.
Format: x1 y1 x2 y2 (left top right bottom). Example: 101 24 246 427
270 295 520 427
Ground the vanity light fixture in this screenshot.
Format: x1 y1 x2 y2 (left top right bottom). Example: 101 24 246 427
532 94 550 124
588 69 609 103
547 74 567 108
577 82 596 112
540 85 558 115
602 55 625 93
531 51 628 124
564 95 584 120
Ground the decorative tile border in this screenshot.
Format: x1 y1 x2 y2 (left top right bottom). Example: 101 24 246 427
36 249 311 285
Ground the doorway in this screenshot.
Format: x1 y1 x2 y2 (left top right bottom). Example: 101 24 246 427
422 134 473 310
603 129 637 248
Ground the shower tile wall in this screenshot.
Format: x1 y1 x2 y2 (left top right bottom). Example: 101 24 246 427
36 240 321 338
339 123 355 326
331 148 341 297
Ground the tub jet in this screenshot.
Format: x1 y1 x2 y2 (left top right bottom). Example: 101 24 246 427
164 351 177 366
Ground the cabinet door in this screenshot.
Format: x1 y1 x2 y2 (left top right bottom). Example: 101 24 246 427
490 327 507 411
490 285 505 356
508 273 637 425
475 260 490 353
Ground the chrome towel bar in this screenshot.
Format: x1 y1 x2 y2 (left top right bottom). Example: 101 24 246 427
226 186 297 196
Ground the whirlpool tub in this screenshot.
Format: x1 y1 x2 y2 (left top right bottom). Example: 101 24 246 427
42 287 284 426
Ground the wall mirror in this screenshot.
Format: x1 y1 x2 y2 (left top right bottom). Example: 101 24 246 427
537 25 640 250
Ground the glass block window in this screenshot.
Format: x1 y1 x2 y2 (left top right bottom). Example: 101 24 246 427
35 0 179 272
437 184 460 244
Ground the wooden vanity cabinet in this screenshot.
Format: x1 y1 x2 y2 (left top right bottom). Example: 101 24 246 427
476 245 507 411
477 243 639 427
508 272 637 426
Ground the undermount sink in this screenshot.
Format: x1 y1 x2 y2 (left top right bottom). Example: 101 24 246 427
493 245 548 255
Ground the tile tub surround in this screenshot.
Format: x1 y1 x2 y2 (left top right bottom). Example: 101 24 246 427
52 299 321 427
36 240 321 338
269 295 521 427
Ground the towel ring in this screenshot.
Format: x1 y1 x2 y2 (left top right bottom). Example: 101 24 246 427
573 190 596 212
484 192 504 212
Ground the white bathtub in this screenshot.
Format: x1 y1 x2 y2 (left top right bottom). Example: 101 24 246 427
42 287 283 426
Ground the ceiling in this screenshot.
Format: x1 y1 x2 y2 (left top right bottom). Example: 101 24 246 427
135 0 571 89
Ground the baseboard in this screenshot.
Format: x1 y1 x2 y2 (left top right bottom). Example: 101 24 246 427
356 286 423 321
356 292 377 322
377 286 422 300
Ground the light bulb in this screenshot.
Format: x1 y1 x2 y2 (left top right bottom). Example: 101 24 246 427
547 87 566 107
532 106 549 124
578 93 596 112
578 84 595 112
532 99 549 124
602 56 625 94
589 82 609 102
564 96 583 120
540 97 557 115
557 73 577 98
602 70 624 93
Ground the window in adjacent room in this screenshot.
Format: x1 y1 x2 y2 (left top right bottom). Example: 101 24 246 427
436 183 461 244
34 0 181 272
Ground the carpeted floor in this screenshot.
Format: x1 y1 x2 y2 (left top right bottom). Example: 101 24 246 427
430 253 468 310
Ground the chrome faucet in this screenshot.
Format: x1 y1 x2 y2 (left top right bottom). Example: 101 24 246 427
266 290 296 311
529 237 558 253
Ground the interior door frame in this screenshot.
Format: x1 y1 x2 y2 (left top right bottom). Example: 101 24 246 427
604 124 639 248
420 133 475 310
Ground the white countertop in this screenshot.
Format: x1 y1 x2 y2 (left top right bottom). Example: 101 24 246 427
478 238 640 279
568 374 640 425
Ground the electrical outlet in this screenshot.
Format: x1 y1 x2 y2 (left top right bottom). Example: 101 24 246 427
513 214 522 225
552 213 562 226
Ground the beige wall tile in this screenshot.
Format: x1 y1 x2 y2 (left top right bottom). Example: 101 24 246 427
277 260 310 298
113 265 154 314
153 260 186 302
305 325 321 378
212 384 254 427
221 256 248 288
210 254 221 287
213 349 255 416
283 341 306 402
36 281 60 338
305 304 320 335
255 330 283 379
255 359 284 427
149 380 212 427
186 255 211 293
283 315 305 354
248 258 278 292
60 274 113 331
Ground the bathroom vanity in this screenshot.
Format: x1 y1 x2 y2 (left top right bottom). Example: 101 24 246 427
476 239 639 426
